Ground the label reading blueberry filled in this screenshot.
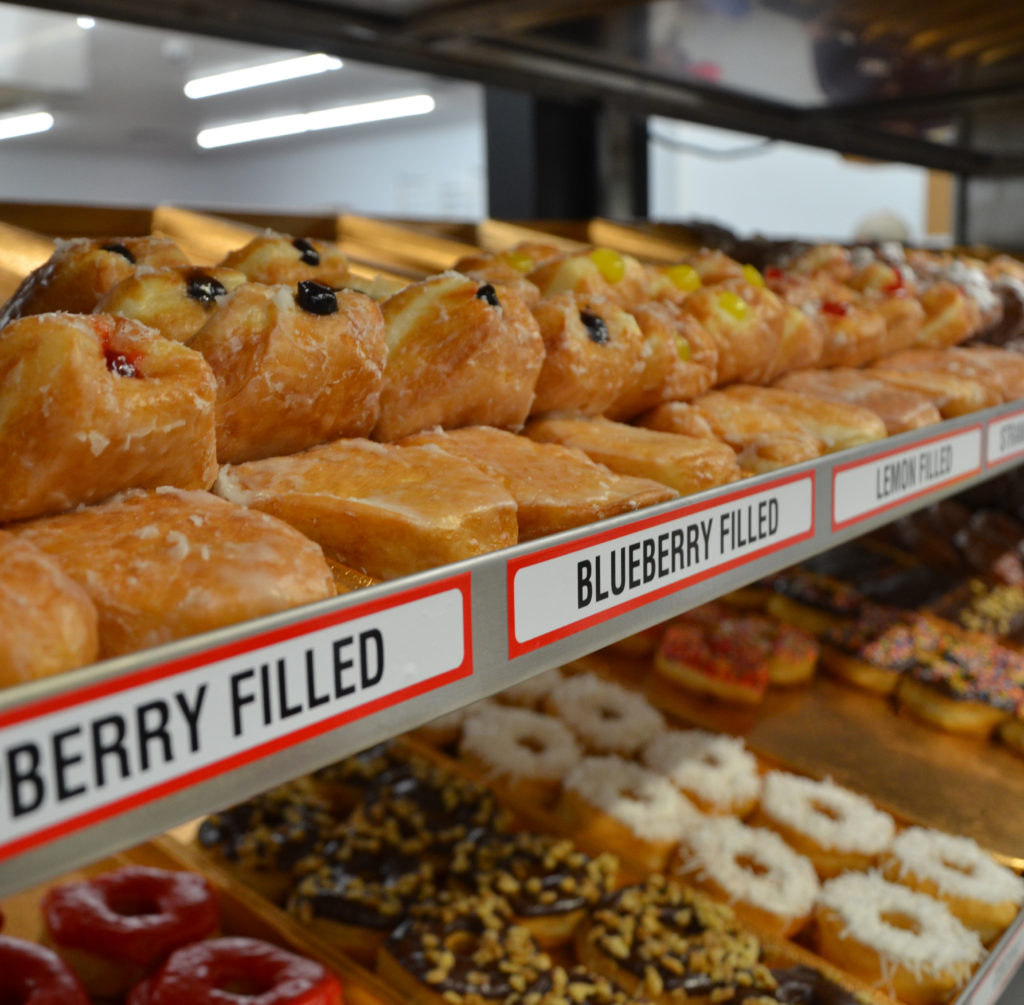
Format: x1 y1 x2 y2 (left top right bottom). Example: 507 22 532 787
101 243 135 264
475 283 501 308
296 280 338 316
185 271 227 304
580 311 609 345
293 237 321 267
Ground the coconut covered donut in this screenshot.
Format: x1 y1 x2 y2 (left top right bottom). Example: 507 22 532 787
459 704 582 806
881 827 1024 945
545 673 665 757
672 817 820 937
752 772 895 878
641 730 761 817
814 871 984 1005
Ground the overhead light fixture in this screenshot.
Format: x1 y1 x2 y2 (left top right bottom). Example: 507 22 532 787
184 53 342 100
76 16 96 29
197 93 435 149
0 111 54 142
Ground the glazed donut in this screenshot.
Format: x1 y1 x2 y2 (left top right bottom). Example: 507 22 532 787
576 875 774 1005
496 667 565 708
42 866 220 998
814 872 983 1005
128 936 342 1005
0 936 89 1005
0 312 218 523
413 698 496 749
198 780 335 903
376 893 553 1005
544 673 665 757
557 755 702 871
451 831 617 947
752 772 895 878
288 824 439 963
881 826 1024 945
94 265 248 342
312 741 408 815
459 704 582 806
641 729 761 817
219 232 351 288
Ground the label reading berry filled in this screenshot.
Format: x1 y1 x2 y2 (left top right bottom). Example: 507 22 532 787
507 473 814 656
832 426 983 530
0 574 470 862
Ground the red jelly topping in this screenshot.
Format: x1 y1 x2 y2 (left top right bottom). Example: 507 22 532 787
764 267 784 280
0 935 90 1005
129 937 343 1005
884 270 904 294
43 866 220 968
104 348 140 377
821 300 849 317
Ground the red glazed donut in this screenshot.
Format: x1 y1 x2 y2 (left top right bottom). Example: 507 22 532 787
129 937 343 1005
0 935 90 1005
43 866 220 998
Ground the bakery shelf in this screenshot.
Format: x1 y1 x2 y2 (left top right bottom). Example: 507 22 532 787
1 398 1022 897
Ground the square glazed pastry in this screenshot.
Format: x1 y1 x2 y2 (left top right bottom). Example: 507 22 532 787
189 281 386 463
401 426 677 540
214 438 518 580
525 416 740 495
0 312 218 523
374 272 545 441
9 488 335 659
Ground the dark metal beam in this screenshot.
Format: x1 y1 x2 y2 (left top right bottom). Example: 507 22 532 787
817 78 1024 122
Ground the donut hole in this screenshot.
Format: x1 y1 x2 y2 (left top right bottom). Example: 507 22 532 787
517 735 548 755
598 704 622 722
698 751 721 767
215 976 275 997
940 856 975 876
735 854 770 877
881 910 923 936
810 799 843 822
445 931 480 956
618 786 651 804
105 890 163 917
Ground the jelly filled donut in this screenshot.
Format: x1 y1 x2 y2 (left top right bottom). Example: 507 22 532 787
220 232 351 288
881 826 1024 945
377 893 554 1005
451 831 618 947
128 936 342 1005
814 871 983 1005
42 866 220 998
752 772 895 878
0 935 90 1005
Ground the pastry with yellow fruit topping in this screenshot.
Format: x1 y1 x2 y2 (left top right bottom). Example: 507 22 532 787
528 246 651 309
453 242 562 305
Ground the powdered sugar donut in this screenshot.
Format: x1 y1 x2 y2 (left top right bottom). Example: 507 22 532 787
545 673 665 756
815 871 984 1005
882 827 1024 945
672 817 819 937
753 772 895 877
557 755 702 871
459 704 581 805
641 730 761 817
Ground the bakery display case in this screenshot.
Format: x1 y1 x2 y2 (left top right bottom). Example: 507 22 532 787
4 1 1024 1003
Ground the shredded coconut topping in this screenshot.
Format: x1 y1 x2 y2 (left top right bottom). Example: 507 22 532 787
460 705 581 781
678 817 819 918
565 755 702 841
642 730 761 811
547 673 665 755
818 871 984 976
761 772 895 854
887 827 1024 906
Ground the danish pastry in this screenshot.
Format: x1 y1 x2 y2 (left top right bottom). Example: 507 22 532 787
867 367 1000 417
527 247 650 308
214 438 518 580
94 266 247 342
375 272 544 441
0 234 189 326
219 232 351 287
0 531 98 686
10 488 335 659
190 281 386 463
0 312 218 523
525 416 741 495
873 346 1024 402
916 282 983 348
401 426 676 540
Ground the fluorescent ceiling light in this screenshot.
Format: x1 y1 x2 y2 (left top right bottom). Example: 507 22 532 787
185 53 342 99
0 111 54 142
197 93 435 149
76 16 96 29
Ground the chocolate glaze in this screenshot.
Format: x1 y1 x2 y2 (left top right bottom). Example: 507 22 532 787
102 242 135 263
292 237 320 266
475 283 501 307
772 571 862 615
185 270 227 304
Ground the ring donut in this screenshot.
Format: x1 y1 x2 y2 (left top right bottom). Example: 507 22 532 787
0 936 89 1005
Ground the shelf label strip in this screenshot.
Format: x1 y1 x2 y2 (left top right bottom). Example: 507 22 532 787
507 472 815 656
987 408 1024 468
832 425 983 531
0 574 471 862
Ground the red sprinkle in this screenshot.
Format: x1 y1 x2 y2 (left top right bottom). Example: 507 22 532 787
822 300 849 317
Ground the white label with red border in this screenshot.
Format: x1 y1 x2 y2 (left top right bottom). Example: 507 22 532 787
963 920 1024 1005
507 473 814 657
0 574 471 862
832 426 982 531
988 409 1024 468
